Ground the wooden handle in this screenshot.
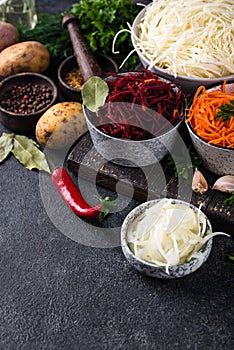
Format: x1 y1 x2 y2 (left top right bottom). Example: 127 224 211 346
62 14 104 82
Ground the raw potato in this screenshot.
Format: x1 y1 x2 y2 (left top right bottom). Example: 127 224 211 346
36 102 88 149
0 22 19 52
0 41 50 77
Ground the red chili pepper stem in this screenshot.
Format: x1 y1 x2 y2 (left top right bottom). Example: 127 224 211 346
52 167 112 221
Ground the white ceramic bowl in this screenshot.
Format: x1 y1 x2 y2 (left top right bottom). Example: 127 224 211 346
121 198 213 279
131 5 234 96
186 82 234 176
83 72 186 167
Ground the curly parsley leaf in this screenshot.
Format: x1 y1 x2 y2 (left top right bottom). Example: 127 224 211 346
69 0 140 70
224 191 234 206
165 147 203 180
216 100 234 122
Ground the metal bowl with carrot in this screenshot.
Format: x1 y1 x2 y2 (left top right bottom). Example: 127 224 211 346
186 81 234 175
82 70 186 167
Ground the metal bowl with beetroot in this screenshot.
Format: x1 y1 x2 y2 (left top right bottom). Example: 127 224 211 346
82 70 187 167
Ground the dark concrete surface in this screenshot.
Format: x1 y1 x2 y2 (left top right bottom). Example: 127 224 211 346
0 1 233 350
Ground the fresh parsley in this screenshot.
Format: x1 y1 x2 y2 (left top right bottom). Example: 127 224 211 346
68 0 140 70
216 100 234 122
165 146 202 180
224 191 234 206
224 253 234 263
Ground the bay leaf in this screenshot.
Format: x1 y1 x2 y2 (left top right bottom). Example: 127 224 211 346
12 135 51 173
82 76 109 113
0 132 14 163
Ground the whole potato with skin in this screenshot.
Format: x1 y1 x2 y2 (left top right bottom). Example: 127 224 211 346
0 22 19 52
36 102 88 149
0 41 50 77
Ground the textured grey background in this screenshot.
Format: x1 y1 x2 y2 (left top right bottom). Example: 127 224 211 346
0 1 233 349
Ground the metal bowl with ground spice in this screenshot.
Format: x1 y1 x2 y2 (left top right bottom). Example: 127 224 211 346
58 55 118 102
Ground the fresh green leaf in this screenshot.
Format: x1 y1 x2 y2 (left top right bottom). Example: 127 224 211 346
224 253 234 263
12 135 51 173
82 76 109 112
68 0 140 70
165 147 202 180
224 191 234 206
0 133 14 163
216 100 234 122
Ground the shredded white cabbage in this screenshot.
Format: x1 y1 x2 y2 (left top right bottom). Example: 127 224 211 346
127 198 230 273
131 0 234 78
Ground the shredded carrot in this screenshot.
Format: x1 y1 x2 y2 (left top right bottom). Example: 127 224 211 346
186 82 234 148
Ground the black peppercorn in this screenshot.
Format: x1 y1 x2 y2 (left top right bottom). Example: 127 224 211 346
0 83 54 115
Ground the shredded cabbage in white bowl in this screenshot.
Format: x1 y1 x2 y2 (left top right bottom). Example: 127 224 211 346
121 198 229 278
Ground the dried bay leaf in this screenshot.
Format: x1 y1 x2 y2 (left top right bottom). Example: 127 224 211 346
12 135 51 173
0 132 14 162
82 76 109 113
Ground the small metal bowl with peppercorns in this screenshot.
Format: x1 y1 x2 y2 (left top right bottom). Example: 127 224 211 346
0 72 58 133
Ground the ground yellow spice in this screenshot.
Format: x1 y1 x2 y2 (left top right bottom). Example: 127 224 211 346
64 69 83 89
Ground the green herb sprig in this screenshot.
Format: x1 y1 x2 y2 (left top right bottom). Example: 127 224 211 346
216 100 234 121
224 253 234 264
224 191 234 206
19 13 72 62
165 147 202 180
68 0 140 70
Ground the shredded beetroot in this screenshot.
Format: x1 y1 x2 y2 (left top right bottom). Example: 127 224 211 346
90 70 185 140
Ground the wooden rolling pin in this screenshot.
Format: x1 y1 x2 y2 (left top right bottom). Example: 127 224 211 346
62 14 104 82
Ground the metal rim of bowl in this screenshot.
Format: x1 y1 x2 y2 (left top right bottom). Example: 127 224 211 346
186 120 234 152
121 198 213 270
84 106 184 145
0 72 58 117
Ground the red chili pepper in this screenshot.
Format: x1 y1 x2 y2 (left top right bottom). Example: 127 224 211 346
52 167 112 221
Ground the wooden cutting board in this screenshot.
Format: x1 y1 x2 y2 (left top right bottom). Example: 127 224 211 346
66 131 234 235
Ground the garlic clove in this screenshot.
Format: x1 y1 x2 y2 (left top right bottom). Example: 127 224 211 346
212 175 234 193
192 168 208 194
